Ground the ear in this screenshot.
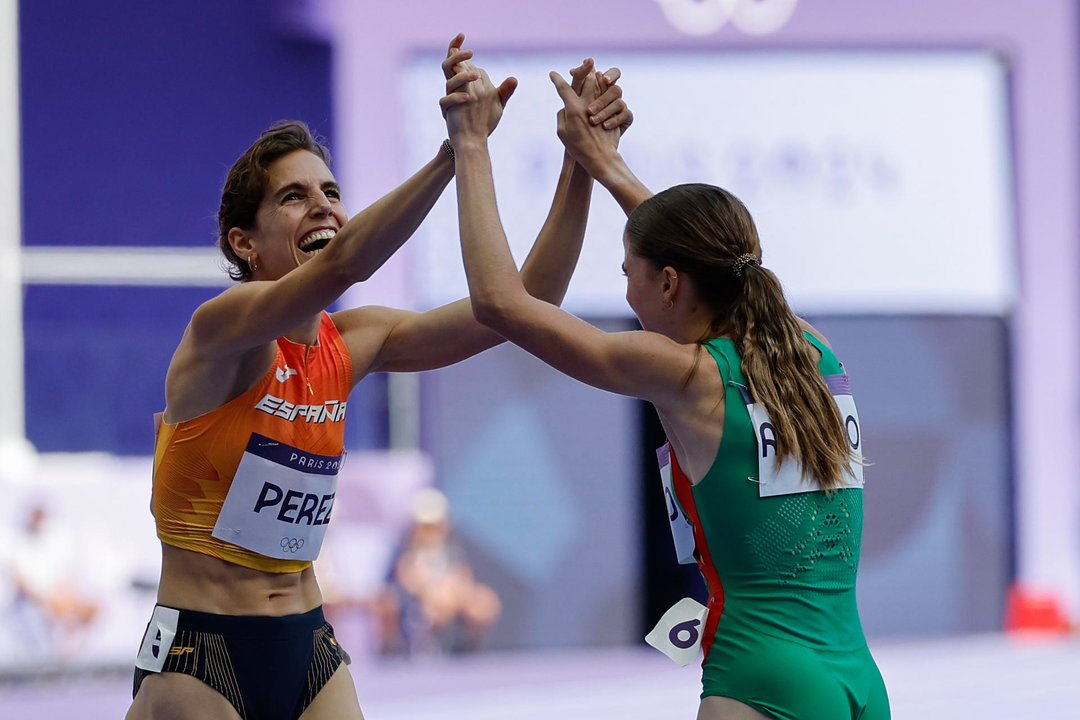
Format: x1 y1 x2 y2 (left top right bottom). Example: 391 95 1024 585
228 227 255 261
660 266 680 302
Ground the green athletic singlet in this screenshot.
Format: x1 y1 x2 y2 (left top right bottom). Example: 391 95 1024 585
667 333 890 720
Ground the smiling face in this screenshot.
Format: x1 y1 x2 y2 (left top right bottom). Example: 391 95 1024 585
230 149 347 280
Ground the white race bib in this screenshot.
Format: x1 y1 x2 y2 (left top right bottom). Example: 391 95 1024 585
134 605 179 672
212 433 344 561
738 374 864 497
656 444 697 565
645 597 710 666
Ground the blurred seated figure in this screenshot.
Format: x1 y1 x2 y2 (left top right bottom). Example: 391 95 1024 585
374 488 501 656
3 500 100 662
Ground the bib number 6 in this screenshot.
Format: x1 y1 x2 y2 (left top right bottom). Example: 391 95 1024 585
645 597 709 666
669 618 701 649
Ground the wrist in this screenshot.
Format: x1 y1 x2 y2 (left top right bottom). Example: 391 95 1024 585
440 138 455 164
592 149 628 186
450 135 489 156
563 152 594 184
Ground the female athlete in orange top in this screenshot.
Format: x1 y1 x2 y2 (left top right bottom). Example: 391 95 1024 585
125 34 632 720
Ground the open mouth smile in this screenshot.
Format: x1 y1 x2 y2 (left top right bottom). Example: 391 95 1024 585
298 228 336 256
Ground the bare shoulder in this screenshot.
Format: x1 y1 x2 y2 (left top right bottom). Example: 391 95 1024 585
186 282 258 341
796 317 832 349
651 342 728 484
329 304 398 334
163 318 275 423
329 305 403 378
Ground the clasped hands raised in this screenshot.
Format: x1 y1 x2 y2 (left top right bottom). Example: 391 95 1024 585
439 32 632 177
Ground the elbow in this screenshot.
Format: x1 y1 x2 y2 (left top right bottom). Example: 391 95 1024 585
334 248 369 284
321 237 370 284
470 290 518 333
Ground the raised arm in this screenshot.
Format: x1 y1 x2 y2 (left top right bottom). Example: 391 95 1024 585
515 59 619 305
185 142 456 359
185 37 502 361
347 43 632 375
551 71 653 216
447 58 695 404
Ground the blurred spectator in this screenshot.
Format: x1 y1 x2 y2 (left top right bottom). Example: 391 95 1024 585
373 489 501 656
1 500 100 662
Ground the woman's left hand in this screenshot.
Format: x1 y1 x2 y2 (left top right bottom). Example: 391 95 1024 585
441 33 517 141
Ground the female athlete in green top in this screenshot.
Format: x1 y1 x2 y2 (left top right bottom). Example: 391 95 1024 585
441 42 889 720
664 335 888 719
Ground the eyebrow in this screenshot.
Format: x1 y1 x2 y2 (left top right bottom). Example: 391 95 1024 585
272 180 341 200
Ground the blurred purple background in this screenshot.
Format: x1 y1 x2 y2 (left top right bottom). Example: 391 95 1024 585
7 0 1078 677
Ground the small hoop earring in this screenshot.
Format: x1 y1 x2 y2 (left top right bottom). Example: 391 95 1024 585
663 299 674 310
248 253 259 272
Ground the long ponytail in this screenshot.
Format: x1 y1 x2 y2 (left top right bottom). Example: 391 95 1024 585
626 184 856 490
733 264 854 490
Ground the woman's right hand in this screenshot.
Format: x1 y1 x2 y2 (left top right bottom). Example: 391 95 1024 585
550 67 629 179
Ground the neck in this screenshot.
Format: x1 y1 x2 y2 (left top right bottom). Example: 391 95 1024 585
669 306 721 345
284 313 323 345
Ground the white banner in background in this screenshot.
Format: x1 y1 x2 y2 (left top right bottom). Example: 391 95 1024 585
402 50 1015 317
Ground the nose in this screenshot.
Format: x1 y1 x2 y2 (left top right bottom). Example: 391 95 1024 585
310 193 331 216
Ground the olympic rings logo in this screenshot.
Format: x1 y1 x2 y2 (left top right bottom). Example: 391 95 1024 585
654 0 799 37
280 537 306 553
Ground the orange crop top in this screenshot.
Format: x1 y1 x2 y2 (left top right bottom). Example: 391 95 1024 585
153 312 353 573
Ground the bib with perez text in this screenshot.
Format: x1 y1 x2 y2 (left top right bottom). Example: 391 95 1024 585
212 432 344 562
